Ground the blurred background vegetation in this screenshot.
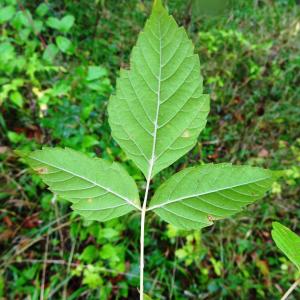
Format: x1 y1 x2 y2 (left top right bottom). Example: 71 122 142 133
0 0 299 299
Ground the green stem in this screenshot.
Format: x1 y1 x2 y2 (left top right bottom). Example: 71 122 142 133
140 175 151 300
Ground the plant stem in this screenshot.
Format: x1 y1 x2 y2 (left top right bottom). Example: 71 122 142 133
140 204 146 299
139 7 162 297
140 175 152 300
281 278 300 300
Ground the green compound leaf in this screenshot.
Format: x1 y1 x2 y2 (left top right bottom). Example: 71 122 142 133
108 2 209 178
272 222 300 271
26 148 140 222
149 164 275 230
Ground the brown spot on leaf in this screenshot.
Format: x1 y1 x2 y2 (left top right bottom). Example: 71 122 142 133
34 167 48 174
207 215 214 222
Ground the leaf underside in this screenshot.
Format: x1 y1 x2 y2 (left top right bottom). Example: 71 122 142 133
272 222 300 271
26 148 140 222
108 3 209 178
149 164 275 230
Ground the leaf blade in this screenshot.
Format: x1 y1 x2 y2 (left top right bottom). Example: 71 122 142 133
108 3 209 178
149 164 275 229
26 148 140 222
272 222 300 271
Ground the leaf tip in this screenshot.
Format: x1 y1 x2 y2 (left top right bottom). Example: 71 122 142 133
153 0 164 11
272 222 285 233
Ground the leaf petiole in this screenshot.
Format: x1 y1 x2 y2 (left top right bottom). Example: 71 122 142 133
139 173 152 299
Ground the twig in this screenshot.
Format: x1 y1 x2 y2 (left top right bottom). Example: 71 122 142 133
40 233 50 300
149 270 160 296
0 218 78 269
169 238 178 299
281 278 300 300
48 276 73 299
62 225 79 300
39 212 72 235
52 195 65 256
2 170 30 202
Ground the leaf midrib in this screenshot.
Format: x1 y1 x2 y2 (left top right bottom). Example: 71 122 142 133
148 176 270 211
147 18 162 179
30 156 141 211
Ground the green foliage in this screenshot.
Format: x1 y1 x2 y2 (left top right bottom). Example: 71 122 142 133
0 0 112 154
55 36 72 53
80 245 99 263
46 15 75 33
0 5 15 24
171 228 203 266
272 222 300 271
